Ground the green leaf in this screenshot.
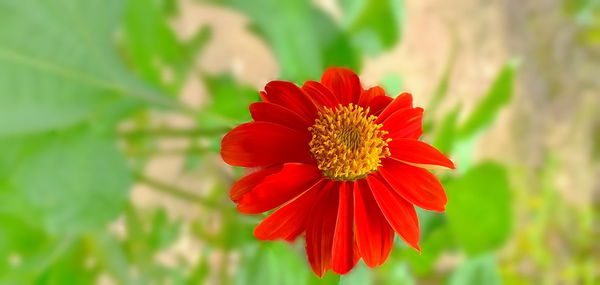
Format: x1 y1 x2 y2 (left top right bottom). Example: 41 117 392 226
339 0 405 55
384 263 416 285
122 0 211 94
92 231 133 284
34 240 96 285
148 208 181 251
237 242 310 285
0 127 131 234
380 74 404 96
199 74 257 126
445 162 512 255
0 0 172 136
339 263 372 285
122 0 184 88
457 61 517 139
447 254 501 285
214 0 360 82
404 227 449 275
432 107 460 154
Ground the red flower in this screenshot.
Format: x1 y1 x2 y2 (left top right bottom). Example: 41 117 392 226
221 68 455 276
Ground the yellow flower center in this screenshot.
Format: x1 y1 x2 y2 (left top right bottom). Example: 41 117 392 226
308 104 391 180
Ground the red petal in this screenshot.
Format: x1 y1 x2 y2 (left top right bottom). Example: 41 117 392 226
306 181 339 277
382 108 424 139
254 179 325 242
221 122 313 167
358 86 383 106
375 92 413 123
332 182 359 274
367 174 420 251
388 138 455 169
230 166 283 202
320 67 362 105
250 102 311 131
368 95 393 116
302 81 340 109
379 158 447 212
353 179 394 267
237 163 321 214
262 81 318 122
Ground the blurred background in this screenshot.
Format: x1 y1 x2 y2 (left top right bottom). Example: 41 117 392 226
0 0 599 284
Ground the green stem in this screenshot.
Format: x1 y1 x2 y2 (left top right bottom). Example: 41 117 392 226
119 127 230 138
135 173 218 208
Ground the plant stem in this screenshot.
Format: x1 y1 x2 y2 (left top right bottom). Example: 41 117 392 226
119 127 231 138
135 172 218 208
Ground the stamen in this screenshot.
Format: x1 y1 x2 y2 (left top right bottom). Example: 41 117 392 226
308 104 390 180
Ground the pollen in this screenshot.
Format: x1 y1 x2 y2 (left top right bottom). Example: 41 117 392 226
308 104 391 180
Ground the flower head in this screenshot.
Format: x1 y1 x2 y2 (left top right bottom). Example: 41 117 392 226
221 68 455 276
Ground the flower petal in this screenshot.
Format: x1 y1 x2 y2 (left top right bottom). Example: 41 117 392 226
238 163 321 214
379 158 447 212
306 181 339 277
388 138 455 169
375 92 413 123
358 86 383 106
381 107 423 140
353 179 394 267
367 174 420 251
221 122 313 167
250 102 311 131
358 86 393 116
320 67 361 105
302 81 340 109
368 95 393 116
262 81 318 122
230 166 283 202
254 179 325 242
332 182 359 274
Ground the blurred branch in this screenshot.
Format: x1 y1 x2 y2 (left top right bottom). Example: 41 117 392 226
124 146 212 157
135 172 219 208
119 127 231 138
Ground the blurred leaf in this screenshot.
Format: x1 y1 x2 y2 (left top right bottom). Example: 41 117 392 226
122 0 183 88
451 132 480 171
404 227 450 275
199 74 257 127
309 271 340 285
427 40 458 116
187 250 210 285
415 208 446 240
35 240 95 285
380 74 404 96
214 0 360 81
219 208 256 249
0 0 172 136
148 208 181 251
0 127 131 234
447 254 501 285
445 162 512 255
123 0 211 94
237 242 309 285
339 0 405 55
0 213 50 283
339 263 372 285
432 107 460 154
382 262 416 285
92 231 133 284
564 0 600 25
458 61 517 139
